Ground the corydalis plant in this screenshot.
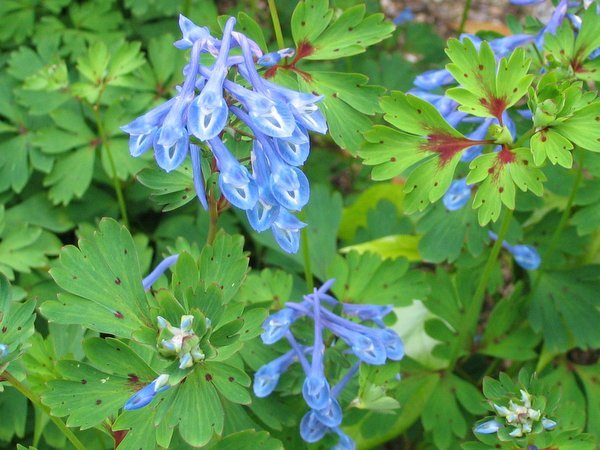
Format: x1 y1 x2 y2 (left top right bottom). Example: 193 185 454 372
122 15 328 253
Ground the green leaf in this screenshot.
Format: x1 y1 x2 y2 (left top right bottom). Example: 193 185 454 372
204 430 283 450
339 183 405 241
554 101 600 152
136 163 197 211
42 218 153 337
0 211 61 280
43 147 96 205
340 234 421 261
328 251 424 306
164 368 224 446
445 39 533 120
198 232 248 304
42 361 132 429
83 338 156 380
529 267 600 352
236 269 293 306
417 202 488 263
530 128 574 168
291 1 393 60
298 71 384 153
575 364 600 438
0 280 36 366
467 148 545 225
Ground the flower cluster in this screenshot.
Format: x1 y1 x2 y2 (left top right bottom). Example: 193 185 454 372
488 231 541 270
121 16 327 253
157 315 206 369
475 389 557 438
255 280 403 448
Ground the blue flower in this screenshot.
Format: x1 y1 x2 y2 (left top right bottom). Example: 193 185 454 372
0 343 9 359
300 410 329 443
488 231 541 270
208 137 258 210
257 47 295 67
507 244 541 270
414 69 455 90
474 419 503 434
174 15 213 50
253 348 300 397
271 209 306 254
261 308 300 344
302 291 331 410
443 178 472 211
124 374 170 411
142 254 180 290
393 8 414 26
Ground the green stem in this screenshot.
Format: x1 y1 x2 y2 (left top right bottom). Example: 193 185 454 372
301 226 314 291
458 0 473 35
92 107 130 228
206 193 219 246
2 371 87 450
531 151 585 291
453 209 513 370
267 0 285 50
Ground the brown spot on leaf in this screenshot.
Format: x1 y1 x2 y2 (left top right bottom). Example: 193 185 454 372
115 277 121 285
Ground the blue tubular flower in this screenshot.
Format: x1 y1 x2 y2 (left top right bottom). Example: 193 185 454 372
253 348 299 397
271 209 306 254
231 107 310 212
507 244 541 270
488 231 541 270
413 69 455 90
121 98 176 157
542 418 557 430
378 328 405 361
302 291 331 410
332 428 356 450
246 146 280 231
261 308 300 344
208 137 258 210
300 410 329 443
443 178 472 211
190 144 208 210
274 126 311 166
174 15 213 50
314 398 343 427
154 37 204 171
341 304 393 327
474 419 503 434
124 374 170 411
537 0 568 46
187 17 236 141
257 47 296 68
142 254 180 290
262 80 327 135
489 34 536 57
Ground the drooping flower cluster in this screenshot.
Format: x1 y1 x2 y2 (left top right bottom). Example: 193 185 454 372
488 231 541 270
255 280 403 449
475 389 557 438
121 16 327 253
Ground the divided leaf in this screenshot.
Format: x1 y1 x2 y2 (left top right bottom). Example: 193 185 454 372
467 148 545 225
445 39 533 120
42 218 153 338
291 1 394 60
